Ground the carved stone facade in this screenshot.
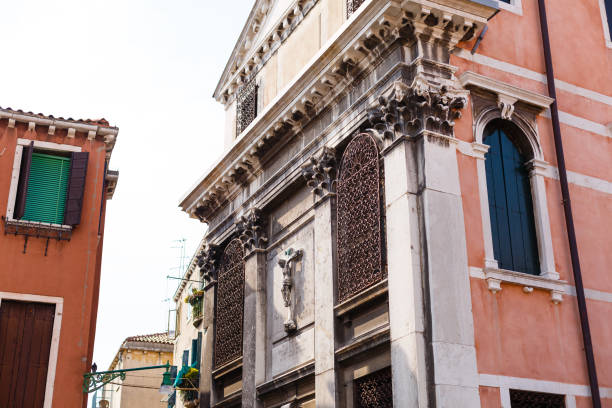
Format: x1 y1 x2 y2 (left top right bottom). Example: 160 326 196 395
174 0 611 406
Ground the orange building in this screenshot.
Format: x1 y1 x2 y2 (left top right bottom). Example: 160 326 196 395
0 107 119 408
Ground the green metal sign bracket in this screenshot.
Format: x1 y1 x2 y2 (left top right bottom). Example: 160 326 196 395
83 362 172 393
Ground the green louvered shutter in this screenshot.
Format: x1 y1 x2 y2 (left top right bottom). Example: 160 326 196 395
22 153 71 225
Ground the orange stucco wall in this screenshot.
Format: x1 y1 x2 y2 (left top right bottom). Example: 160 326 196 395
0 119 109 408
454 0 611 403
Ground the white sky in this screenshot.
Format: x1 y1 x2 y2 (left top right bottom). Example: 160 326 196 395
1 0 253 376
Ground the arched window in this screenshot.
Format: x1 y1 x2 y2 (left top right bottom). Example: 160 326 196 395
484 121 540 275
214 238 245 368
337 133 385 302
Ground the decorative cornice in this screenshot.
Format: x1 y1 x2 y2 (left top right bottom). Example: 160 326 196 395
214 0 320 104
0 107 119 159
459 71 554 113
237 207 268 255
182 0 497 221
301 146 337 197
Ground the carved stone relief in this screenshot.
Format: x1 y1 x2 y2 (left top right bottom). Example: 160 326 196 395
278 248 303 333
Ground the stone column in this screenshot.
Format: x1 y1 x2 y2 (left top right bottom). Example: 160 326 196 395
380 135 429 408
302 148 338 408
238 208 268 408
196 244 220 408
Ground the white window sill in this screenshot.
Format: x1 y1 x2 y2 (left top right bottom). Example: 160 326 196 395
471 267 566 304
5 218 72 231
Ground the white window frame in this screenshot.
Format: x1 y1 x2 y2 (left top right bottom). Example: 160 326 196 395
598 0 612 48
460 72 565 303
6 138 81 228
496 0 523 16
0 292 63 408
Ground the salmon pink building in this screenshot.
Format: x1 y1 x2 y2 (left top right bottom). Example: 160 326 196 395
174 0 611 407
0 107 119 408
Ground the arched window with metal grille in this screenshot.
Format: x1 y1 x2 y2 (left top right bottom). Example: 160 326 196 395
336 133 385 303
484 121 540 275
214 238 245 368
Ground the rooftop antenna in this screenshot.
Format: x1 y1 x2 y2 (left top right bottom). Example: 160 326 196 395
163 238 190 303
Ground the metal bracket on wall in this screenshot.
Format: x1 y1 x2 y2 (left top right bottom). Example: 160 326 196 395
83 362 172 393
2 216 72 256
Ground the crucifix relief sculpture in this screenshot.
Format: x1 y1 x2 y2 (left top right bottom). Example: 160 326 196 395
278 248 303 334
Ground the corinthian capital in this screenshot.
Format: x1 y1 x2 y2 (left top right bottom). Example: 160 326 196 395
237 207 268 255
196 244 220 283
301 146 337 196
367 76 467 141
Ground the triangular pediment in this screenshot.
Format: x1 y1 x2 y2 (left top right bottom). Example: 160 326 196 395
214 0 303 101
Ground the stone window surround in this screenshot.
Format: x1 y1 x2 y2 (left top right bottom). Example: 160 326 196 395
0 292 63 408
460 72 566 303
598 0 612 48
497 0 523 16
6 138 82 230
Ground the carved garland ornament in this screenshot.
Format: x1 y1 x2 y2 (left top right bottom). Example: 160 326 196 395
354 367 393 408
367 76 467 141
337 134 385 303
214 239 245 368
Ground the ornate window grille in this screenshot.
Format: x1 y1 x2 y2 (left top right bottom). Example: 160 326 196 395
236 79 258 135
336 133 385 303
354 367 393 408
214 239 245 368
347 0 366 18
509 390 565 408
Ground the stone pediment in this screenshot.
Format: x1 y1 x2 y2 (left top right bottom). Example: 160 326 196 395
214 0 321 104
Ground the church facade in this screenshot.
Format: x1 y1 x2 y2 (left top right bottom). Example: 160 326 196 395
176 0 612 406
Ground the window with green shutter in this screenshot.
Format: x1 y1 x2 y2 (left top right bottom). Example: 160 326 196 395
22 152 71 225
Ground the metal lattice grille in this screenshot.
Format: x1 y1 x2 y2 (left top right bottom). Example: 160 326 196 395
337 134 384 303
347 0 366 18
214 239 245 368
510 390 565 408
236 80 258 135
354 367 393 408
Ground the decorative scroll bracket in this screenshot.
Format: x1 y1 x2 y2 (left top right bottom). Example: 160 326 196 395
278 248 303 333
197 244 221 284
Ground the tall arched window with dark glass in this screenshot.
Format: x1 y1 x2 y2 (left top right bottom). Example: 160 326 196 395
484 120 540 275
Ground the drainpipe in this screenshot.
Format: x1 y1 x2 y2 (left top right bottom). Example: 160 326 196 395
537 0 601 406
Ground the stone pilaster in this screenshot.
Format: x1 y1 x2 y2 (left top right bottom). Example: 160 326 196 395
369 73 478 406
380 135 429 407
196 245 220 408
302 148 338 407
238 208 268 408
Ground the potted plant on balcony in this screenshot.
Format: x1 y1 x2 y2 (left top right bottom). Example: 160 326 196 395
184 288 204 327
176 366 200 408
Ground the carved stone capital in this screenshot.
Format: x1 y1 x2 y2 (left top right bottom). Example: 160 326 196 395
237 207 268 255
301 147 337 196
196 244 221 283
367 76 467 142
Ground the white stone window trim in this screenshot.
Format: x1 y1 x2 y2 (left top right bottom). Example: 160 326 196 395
5 138 81 228
461 72 562 302
496 0 523 16
0 292 63 408
598 0 612 48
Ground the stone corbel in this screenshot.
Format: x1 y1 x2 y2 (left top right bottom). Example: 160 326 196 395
237 207 268 256
197 244 221 284
301 146 337 198
278 248 303 334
